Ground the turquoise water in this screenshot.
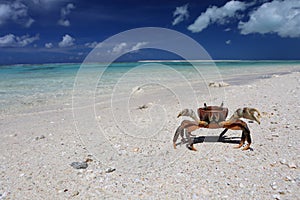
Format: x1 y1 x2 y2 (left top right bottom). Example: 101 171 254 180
1 61 299 114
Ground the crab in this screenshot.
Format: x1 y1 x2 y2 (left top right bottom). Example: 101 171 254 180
173 103 261 151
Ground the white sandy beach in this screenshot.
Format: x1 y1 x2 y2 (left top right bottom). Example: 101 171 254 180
0 68 300 199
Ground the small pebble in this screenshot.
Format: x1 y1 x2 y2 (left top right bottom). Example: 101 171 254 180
270 182 277 190
9 134 17 137
105 167 116 173
71 191 79 197
138 104 148 110
288 162 297 169
70 162 88 169
85 158 93 163
270 161 277 167
208 81 230 87
284 176 292 181
279 159 287 165
278 191 285 195
35 135 46 140
58 189 64 194
272 194 280 199
40 135 46 139
271 133 279 137
0 192 7 199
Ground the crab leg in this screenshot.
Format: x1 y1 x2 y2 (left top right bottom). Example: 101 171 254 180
173 120 201 149
186 130 198 151
221 120 251 150
173 119 208 150
184 121 208 151
173 126 184 149
234 129 246 149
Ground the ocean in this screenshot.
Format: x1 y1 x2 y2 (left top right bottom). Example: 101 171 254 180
1 61 299 115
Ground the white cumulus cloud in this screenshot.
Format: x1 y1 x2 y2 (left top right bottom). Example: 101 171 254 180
0 34 39 47
239 0 300 38
58 3 75 27
58 34 75 47
85 41 99 48
0 1 34 27
45 42 53 48
172 4 189 26
58 19 70 27
112 42 127 54
188 1 248 33
225 40 231 45
131 42 148 51
109 42 149 54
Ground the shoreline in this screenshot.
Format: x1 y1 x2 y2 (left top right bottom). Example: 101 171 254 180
1 65 299 117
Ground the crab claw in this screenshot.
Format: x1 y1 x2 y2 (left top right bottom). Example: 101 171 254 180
246 108 261 124
177 109 199 122
230 107 261 124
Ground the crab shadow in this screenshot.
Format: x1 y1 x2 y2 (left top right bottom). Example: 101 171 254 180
193 135 240 144
175 135 241 149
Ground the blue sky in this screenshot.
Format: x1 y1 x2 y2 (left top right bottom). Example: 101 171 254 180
0 0 300 64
